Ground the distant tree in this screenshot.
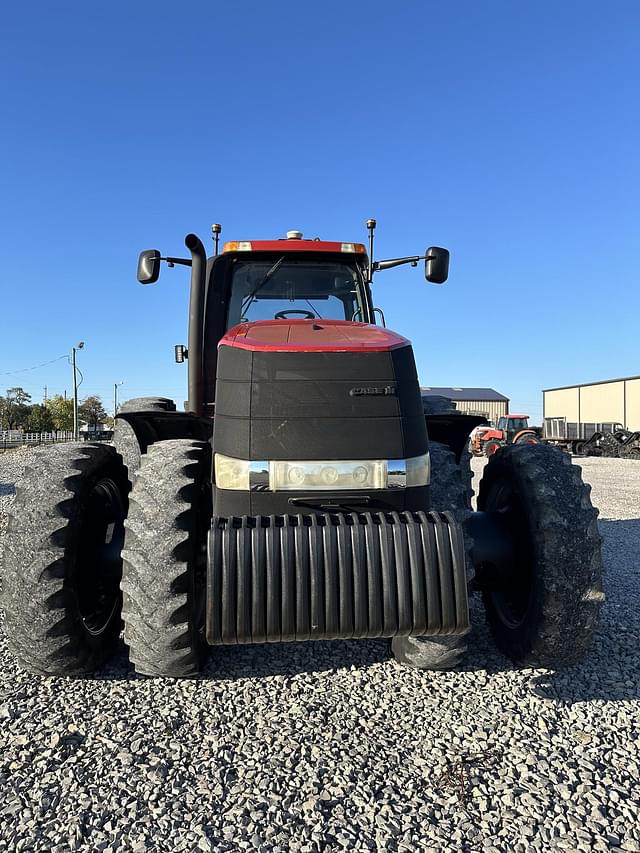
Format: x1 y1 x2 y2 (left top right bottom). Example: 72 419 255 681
27 403 55 433
79 395 108 430
0 387 32 430
46 395 74 431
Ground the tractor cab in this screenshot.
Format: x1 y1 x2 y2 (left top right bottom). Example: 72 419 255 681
212 235 375 331
497 414 531 443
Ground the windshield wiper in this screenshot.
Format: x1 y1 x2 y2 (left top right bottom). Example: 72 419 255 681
241 256 286 315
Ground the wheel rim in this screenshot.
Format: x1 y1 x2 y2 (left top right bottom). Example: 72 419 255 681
76 476 125 636
483 477 534 629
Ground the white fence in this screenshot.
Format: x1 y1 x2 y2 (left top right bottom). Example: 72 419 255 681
1 430 75 450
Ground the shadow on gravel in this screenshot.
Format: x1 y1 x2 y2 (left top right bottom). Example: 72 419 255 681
201 638 394 681
530 517 640 703
93 610 514 683
93 638 394 683
88 598 510 682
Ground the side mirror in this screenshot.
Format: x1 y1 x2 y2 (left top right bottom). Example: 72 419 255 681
425 246 449 284
137 249 161 284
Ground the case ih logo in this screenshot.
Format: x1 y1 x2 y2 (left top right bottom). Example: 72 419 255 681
350 385 398 397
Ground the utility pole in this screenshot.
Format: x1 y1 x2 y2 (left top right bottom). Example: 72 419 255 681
71 342 84 440
113 381 124 425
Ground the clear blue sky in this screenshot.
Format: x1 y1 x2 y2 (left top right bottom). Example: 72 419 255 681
1 1 638 423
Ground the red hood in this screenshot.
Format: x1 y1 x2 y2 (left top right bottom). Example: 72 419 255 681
219 319 409 353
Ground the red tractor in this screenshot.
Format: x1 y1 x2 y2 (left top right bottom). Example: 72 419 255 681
471 414 540 457
2 222 602 677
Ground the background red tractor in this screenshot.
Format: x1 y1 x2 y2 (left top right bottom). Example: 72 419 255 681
471 414 540 457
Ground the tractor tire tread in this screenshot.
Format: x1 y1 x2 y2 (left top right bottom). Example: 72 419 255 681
478 443 602 667
1 442 127 675
121 439 210 677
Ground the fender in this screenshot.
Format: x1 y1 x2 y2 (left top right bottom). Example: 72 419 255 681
513 430 539 444
426 413 488 462
115 411 211 452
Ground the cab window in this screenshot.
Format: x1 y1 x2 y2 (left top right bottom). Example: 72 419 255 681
225 258 368 329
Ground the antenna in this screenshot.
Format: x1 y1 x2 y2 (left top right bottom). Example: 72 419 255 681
366 219 376 282
211 223 222 256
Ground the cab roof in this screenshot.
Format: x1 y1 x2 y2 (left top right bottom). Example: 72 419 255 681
223 239 367 255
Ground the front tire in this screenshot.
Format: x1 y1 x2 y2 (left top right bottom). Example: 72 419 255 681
121 439 212 676
391 441 470 670
1 443 128 675
477 443 602 667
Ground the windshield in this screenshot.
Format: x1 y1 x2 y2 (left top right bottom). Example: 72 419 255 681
225 258 367 328
508 418 528 431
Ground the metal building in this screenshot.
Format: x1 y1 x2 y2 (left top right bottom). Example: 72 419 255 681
543 375 640 432
421 387 509 424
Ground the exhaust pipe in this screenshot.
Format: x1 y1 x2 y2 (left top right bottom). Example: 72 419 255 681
185 233 207 415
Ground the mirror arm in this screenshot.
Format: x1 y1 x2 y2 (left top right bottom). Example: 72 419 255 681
162 256 192 268
373 255 423 272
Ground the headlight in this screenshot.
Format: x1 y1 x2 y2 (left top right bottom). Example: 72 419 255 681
214 453 430 491
270 460 387 491
214 454 251 490
405 454 431 487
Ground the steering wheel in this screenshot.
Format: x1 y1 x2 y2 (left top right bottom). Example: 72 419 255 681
274 309 316 320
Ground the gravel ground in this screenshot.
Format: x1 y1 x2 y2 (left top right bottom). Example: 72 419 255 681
0 447 639 853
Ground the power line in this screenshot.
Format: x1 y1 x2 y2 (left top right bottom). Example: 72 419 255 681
1 354 68 376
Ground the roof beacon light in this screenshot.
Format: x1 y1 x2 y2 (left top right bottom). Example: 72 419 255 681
223 241 252 252
286 230 303 240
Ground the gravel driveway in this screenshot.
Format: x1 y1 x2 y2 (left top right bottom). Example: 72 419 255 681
1 447 638 852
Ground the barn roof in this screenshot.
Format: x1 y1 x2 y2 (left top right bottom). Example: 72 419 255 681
420 386 509 403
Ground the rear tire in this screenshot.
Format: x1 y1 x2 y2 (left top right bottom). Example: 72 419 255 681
391 441 470 670
514 433 539 446
458 443 474 510
121 439 212 677
118 396 176 413
477 444 602 667
484 439 502 457
113 397 172 484
1 443 128 675
113 418 156 485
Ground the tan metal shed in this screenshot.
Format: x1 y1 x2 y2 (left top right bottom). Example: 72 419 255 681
543 375 640 431
420 387 509 423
